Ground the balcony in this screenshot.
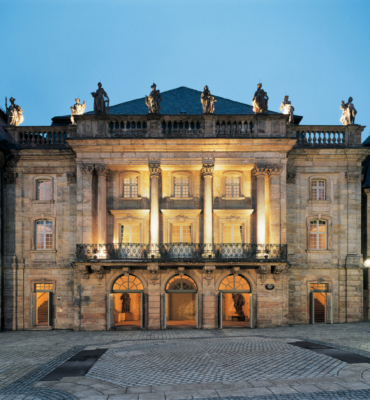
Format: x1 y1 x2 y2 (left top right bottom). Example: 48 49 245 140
75 243 287 262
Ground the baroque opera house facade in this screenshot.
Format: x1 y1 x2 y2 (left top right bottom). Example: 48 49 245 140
0 84 367 331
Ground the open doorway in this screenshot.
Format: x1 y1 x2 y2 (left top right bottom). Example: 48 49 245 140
108 274 144 329
31 283 53 327
219 274 253 328
310 283 332 324
165 275 198 328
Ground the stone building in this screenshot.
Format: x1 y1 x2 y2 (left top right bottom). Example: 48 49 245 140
0 86 368 331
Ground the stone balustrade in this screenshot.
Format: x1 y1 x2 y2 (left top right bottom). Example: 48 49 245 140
293 125 363 147
4 126 72 147
106 118 147 136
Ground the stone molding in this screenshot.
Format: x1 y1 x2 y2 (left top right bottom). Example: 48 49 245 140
147 263 159 284
268 164 283 176
4 171 18 184
252 164 269 177
204 265 215 285
201 163 214 177
346 172 359 182
95 164 109 177
174 214 189 222
79 265 89 279
149 163 161 177
226 215 241 223
81 164 95 176
91 265 104 280
66 172 76 184
231 266 240 276
122 267 130 276
273 265 285 280
287 172 296 184
258 265 270 282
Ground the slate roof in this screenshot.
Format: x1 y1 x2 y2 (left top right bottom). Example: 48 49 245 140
52 86 303 125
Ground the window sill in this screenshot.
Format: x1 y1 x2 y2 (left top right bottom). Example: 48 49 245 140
222 197 245 200
306 250 333 253
31 200 55 204
307 200 331 204
118 197 142 200
30 250 57 253
170 197 194 200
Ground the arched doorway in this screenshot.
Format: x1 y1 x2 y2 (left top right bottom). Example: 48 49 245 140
108 274 144 329
165 275 198 329
219 274 253 328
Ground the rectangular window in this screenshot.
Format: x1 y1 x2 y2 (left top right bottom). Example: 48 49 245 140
310 283 328 291
35 283 53 291
311 180 325 201
121 225 140 243
37 180 52 200
225 177 240 198
310 220 327 250
171 225 192 243
36 220 53 250
174 177 189 198
123 177 138 198
222 225 243 244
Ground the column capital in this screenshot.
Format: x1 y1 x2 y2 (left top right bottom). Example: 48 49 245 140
252 163 269 177
95 164 109 177
201 163 214 177
149 163 162 177
268 164 283 177
81 164 95 176
346 172 359 182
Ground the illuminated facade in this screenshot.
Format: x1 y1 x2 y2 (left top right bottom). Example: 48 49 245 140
0 87 368 331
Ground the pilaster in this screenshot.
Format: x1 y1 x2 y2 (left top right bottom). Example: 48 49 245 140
201 163 214 253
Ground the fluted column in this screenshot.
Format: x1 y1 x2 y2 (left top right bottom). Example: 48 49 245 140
149 163 161 255
253 164 268 245
268 164 283 244
95 165 109 245
201 163 214 253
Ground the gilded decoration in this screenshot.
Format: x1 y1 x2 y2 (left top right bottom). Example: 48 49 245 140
149 163 162 177
201 163 214 177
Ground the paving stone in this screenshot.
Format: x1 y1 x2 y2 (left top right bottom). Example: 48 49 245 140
248 380 275 388
108 395 138 400
267 385 299 394
164 390 194 400
339 381 370 390
127 386 152 394
216 388 248 396
291 384 323 393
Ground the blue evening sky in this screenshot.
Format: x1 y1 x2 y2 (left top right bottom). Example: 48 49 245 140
1 0 370 141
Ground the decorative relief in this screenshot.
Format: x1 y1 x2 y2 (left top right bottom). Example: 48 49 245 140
258 265 270 283
122 267 130 277
122 214 138 223
149 163 162 177
287 172 296 184
226 215 241 223
4 171 18 184
91 265 104 280
273 265 285 280
177 267 185 276
268 164 283 176
66 172 76 184
175 214 189 222
201 163 214 177
252 164 269 177
147 263 159 285
231 266 240 276
346 172 359 182
79 265 90 280
95 165 109 177
203 265 215 285
81 164 95 176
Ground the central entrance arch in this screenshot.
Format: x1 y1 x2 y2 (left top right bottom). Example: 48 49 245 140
108 274 144 329
165 274 198 329
219 274 253 328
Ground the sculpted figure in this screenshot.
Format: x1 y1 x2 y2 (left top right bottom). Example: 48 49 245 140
91 82 109 115
6 97 24 126
70 98 86 125
232 293 245 316
280 95 295 123
120 293 131 313
252 83 269 114
340 97 357 125
201 85 217 114
145 83 162 114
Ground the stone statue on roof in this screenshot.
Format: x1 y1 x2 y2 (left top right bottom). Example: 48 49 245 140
252 83 269 114
340 97 357 125
91 82 109 115
70 98 86 125
145 83 162 114
6 97 24 126
201 85 217 114
280 95 294 123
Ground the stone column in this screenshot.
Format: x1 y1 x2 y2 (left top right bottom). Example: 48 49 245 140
80 164 95 244
95 165 108 245
201 163 214 254
149 163 161 255
268 164 282 244
253 164 268 245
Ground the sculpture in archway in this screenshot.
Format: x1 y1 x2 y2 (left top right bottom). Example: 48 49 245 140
120 293 131 313
232 293 245 316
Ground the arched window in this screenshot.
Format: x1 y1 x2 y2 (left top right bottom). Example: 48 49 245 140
113 274 143 291
166 275 197 291
311 180 325 201
36 220 53 250
36 180 52 200
310 220 327 249
219 275 250 291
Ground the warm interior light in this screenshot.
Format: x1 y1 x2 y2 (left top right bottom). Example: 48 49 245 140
364 259 370 268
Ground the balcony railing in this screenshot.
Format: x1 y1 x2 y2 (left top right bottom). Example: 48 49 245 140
76 243 287 262
4 126 72 147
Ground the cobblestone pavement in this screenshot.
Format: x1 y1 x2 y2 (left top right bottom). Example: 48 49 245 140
1 323 370 399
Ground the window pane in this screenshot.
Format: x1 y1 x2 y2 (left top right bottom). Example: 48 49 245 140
182 226 191 243
37 180 51 201
225 177 240 198
172 226 181 242
311 180 325 201
131 225 140 243
123 177 138 198
234 226 242 243
223 225 232 243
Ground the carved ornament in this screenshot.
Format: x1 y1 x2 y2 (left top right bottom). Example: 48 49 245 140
231 266 240 276
122 214 138 223
226 215 241 223
79 265 90 280
201 86 217 114
145 83 162 114
268 164 283 176
81 164 95 176
95 165 109 177
66 172 76 184
91 265 104 280
122 267 130 277
178 267 185 276
346 172 359 182
252 164 269 177
273 265 285 280
147 263 159 285
149 163 162 177
175 214 188 222
201 163 214 177
258 265 270 283
4 171 18 184
6 97 24 126
204 265 215 285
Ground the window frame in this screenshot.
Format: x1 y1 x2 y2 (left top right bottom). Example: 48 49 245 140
32 176 54 202
308 218 329 251
171 172 193 199
31 216 56 251
35 220 54 250
222 171 244 199
119 172 141 199
120 224 142 244
311 179 326 201
171 224 193 244
308 176 331 202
